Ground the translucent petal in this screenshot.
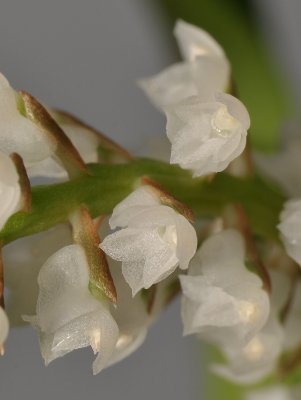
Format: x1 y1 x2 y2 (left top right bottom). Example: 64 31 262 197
109 187 159 229
36 244 98 331
175 213 197 269
174 19 225 61
138 62 198 111
5 225 72 326
215 92 251 130
101 228 166 262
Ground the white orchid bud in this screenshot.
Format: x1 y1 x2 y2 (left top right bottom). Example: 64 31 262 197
245 386 294 400
180 229 269 347
0 74 53 165
212 311 283 384
25 244 119 374
100 186 197 296
0 306 9 348
0 151 22 230
165 93 250 177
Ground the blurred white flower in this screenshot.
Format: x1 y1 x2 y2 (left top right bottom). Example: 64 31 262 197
245 385 301 400
139 20 230 110
165 93 250 177
0 73 53 165
212 311 283 384
0 150 22 230
25 244 119 374
245 386 293 400
0 307 9 348
180 229 269 347
278 199 301 266
100 186 197 296
211 269 287 385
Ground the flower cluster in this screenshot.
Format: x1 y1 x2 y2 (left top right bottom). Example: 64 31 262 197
1 18 301 400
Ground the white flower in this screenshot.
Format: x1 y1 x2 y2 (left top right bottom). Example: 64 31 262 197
212 311 283 384
206 260 285 385
0 73 53 165
100 186 197 296
165 92 250 177
180 229 269 347
139 20 230 110
4 225 72 326
0 150 22 230
25 244 119 374
245 386 293 400
0 307 9 348
278 199 301 266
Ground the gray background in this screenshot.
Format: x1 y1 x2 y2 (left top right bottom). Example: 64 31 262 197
0 1 300 399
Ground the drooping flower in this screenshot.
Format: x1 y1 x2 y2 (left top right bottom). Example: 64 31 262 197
100 186 197 296
165 92 250 177
278 199 301 267
0 150 22 230
0 73 53 165
139 20 230 110
0 306 9 348
25 244 119 374
180 229 269 347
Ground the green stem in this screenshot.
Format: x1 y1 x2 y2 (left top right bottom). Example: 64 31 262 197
0 158 285 245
